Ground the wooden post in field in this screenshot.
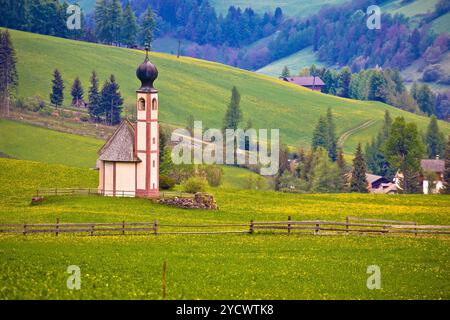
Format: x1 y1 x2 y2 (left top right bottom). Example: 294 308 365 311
288 216 291 235
23 222 27 236
414 222 418 237
249 220 254 234
56 218 59 236
122 220 125 236
91 224 94 236
315 220 319 235
154 220 158 235
162 260 167 299
346 216 349 234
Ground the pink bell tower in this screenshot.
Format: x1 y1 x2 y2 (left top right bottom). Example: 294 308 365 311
135 46 159 198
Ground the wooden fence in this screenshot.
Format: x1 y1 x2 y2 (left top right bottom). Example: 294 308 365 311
34 188 194 199
1 217 449 237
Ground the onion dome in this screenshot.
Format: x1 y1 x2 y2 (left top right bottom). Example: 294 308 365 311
136 46 158 91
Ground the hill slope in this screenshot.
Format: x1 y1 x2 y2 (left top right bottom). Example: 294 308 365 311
6 29 450 153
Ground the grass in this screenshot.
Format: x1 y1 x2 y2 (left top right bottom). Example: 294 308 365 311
5 29 449 154
0 119 102 168
0 158 449 299
256 46 326 77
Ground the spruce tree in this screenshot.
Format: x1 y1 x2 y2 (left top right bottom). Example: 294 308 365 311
140 6 156 47
71 77 84 107
121 1 138 47
110 0 123 45
326 108 337 161
50 69 64 108
281 66 290 78
336 147 347 191
0 30 18 117
441 136 450 194
312 115 329 151
223 86 242 131
100 75 123 126
338 67 352 98
425 115 445 158
88 71 101 122
94 0 112 43
350 143 368 193
368 71 388 102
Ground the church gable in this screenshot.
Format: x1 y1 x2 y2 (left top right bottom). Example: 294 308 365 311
99 119 140 162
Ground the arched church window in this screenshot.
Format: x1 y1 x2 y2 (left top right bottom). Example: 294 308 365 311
138 98 146 111
152 98 158 110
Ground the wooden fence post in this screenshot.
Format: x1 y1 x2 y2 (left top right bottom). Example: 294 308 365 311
55 188 57 196
90 224 94 236
23 223 27 236
249 220 254 234
414 222 418 237
154 220 158 235
56 218 59 237
315 221 319 235
288 216 291 235
122 220 125 236
346 216 349 234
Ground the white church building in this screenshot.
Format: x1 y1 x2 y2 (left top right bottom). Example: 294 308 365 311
97 49 160 198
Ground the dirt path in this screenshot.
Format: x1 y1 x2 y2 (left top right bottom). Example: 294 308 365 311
337 119 378 148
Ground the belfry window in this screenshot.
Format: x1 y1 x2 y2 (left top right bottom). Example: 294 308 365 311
152 98 158 110
138 98 146 111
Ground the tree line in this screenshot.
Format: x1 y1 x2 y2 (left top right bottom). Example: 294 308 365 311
0 29 18 117
49 69 123 125
283 64 449 121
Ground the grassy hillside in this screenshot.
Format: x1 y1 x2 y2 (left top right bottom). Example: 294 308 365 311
257 46 326 77
5 29 450 154
0 157 449 299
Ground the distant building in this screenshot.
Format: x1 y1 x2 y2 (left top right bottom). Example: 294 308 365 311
393 158 445 194
366 173 397 194
282 76 325 91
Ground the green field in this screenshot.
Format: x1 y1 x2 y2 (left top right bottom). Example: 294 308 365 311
0 157 449 299
5 28 449 154
257 46 326 77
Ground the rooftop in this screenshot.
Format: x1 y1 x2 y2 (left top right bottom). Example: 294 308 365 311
282 76 325 87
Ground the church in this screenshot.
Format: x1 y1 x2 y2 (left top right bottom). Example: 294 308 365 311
97 49 160 198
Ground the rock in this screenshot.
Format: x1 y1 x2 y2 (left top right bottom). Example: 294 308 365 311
158 192 218 210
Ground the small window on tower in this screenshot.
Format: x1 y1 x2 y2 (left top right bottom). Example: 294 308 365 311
152 98 158 110
152 137 156 144
138 98 146 111
153 160 156 167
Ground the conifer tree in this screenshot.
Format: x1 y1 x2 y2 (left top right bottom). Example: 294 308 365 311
350 143 368 193
0 30 18 117
50 69 64 108
88 71 101 121
425 115 445 158
70 77 84 107
223 86 242 131
312 115 329 151
100 75 123 125
281 66 290 78
121 1 138 47
140 6 156 47
110 0 123 45
336 147 347 191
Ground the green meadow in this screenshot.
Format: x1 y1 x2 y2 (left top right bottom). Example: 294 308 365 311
0 157 449 299
5 28 449 154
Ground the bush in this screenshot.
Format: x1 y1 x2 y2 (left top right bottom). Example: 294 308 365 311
38 106 53 116
202 165 223 187
422 65 443 82
26 96 46 112
159 175 176 190
80 114 90 122
182 176 207 193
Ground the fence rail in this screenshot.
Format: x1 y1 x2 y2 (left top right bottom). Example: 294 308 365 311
34 188 194 199
1 217 449 237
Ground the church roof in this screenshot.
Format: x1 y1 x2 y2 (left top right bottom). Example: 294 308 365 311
98 119 141 162
421 159 445 173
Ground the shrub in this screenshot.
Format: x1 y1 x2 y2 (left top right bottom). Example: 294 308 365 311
422 65 443 82
202 165 223 187
26 96 46 112
182 176 207 193
159 175 176 190
38 106 53 116
80 114 90 122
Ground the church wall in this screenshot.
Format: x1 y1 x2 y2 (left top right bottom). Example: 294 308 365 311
115 162 136 197
136 154 146 190
150 153 158 190
104 162 114 196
